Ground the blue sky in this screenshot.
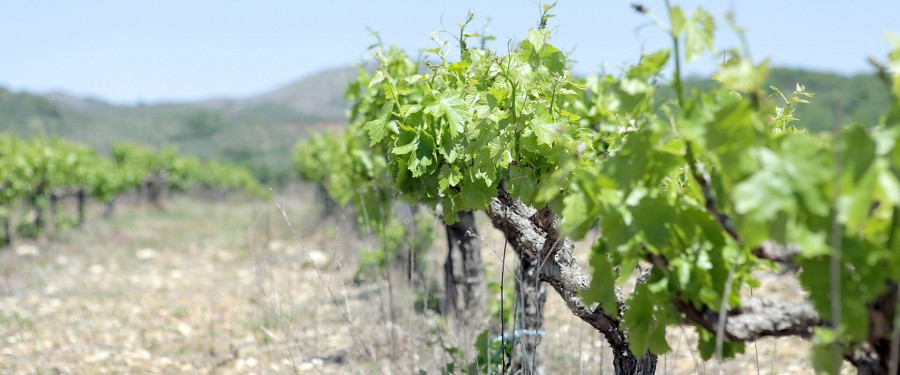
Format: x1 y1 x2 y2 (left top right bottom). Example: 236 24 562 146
1 1 897 104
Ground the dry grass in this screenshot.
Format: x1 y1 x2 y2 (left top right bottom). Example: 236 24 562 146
0 190 853 374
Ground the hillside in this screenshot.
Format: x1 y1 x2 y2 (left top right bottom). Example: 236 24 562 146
766 68 891 131
251 65 362 120
0 66 359 184
0 66 891 184
670 68 892 132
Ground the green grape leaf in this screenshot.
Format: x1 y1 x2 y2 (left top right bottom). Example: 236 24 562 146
561 191 594 239
520 29 566 74
623 283 671 357
408 155 432 178
732 150 793 223
795 227 830 258
508 165 537 203
392 130 419 155
669 6 686 36
841 165 877 234
623 286 654 357
599 204 634 253
526 28 550 53
363 102 396 145
878 164 900 206
633 195 677 251
459 175 496 210
714 60 769 92
530 111 562 146
368 70 387 88
697 329 744 360
534 165 570 204
448 61 470 74
629 49 670 80
647 319 672 354
684 8 715 62
424 92 469 137
439 164 463 191
841 124 876 182
620 78 650 95
810 328 839 375
488 87 508 102
407 132 436 177
581 242 619 316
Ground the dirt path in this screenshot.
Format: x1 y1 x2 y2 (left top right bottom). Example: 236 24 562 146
0 196 848 374
1 197 366 374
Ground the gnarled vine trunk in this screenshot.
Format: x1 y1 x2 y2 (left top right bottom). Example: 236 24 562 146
443 210 485 320
1 214 10 247
28 181 47 239
509 254 547 375
485 191 900 374
316 185 339 218
487 192 658 375
851 283 900 375
103 199 115 219
76 188 86 227
146 180 163 207
49 192 59 229
612 350 658 375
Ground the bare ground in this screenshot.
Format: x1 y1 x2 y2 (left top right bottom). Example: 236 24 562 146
0 192 852 374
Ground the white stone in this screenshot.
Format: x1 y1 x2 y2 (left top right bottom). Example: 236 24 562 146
306 250 330 266
176 323 193 337
14 244 39 256
85 351 111 363
136 248 157 260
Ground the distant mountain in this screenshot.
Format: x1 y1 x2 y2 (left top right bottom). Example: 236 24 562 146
43 92 114 113
253 65 363 121
672 68 891 132
766 68 891 132
0 65 892 185
0 66 357 184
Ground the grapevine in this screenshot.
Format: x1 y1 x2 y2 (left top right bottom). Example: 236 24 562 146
0 134 267 244
292 4 900 374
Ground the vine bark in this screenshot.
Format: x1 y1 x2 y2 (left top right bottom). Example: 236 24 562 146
487 191 657 374
508 254 547 374
443 210 485 320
